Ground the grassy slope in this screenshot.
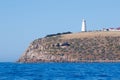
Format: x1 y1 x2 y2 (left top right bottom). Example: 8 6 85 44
61 31 120 39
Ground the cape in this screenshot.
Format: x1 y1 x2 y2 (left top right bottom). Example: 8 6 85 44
18 31 120 62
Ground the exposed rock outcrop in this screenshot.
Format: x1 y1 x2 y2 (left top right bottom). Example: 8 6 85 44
18 31 120 62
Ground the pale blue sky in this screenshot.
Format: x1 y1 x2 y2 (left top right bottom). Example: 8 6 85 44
0 0 120 62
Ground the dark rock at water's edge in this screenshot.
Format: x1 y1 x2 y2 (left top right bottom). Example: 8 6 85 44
18 31 120 63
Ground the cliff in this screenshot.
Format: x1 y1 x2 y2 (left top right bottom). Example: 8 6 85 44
18 31 120 62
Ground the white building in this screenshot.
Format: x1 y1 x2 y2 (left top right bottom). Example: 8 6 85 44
81 19 86 32
103 27 120 31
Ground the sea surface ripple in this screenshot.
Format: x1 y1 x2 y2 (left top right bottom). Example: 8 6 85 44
0 62 120 80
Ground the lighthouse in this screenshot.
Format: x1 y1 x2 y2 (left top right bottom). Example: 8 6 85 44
81 19 86 32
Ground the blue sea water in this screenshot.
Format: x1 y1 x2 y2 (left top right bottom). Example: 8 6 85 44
0 63 120 80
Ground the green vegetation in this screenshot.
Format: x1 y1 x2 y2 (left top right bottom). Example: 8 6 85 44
45 32 72 37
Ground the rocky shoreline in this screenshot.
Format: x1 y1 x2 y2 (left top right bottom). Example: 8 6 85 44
18 31 120 63
18 60 120 63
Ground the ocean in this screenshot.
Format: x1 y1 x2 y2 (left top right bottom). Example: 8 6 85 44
0 62 120 80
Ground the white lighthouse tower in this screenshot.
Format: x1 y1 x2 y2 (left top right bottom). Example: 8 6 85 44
81 19 86 32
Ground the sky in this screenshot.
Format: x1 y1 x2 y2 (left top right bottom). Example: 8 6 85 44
0 0 120 62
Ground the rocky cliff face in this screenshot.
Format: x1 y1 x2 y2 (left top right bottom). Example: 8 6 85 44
18 32 120 62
